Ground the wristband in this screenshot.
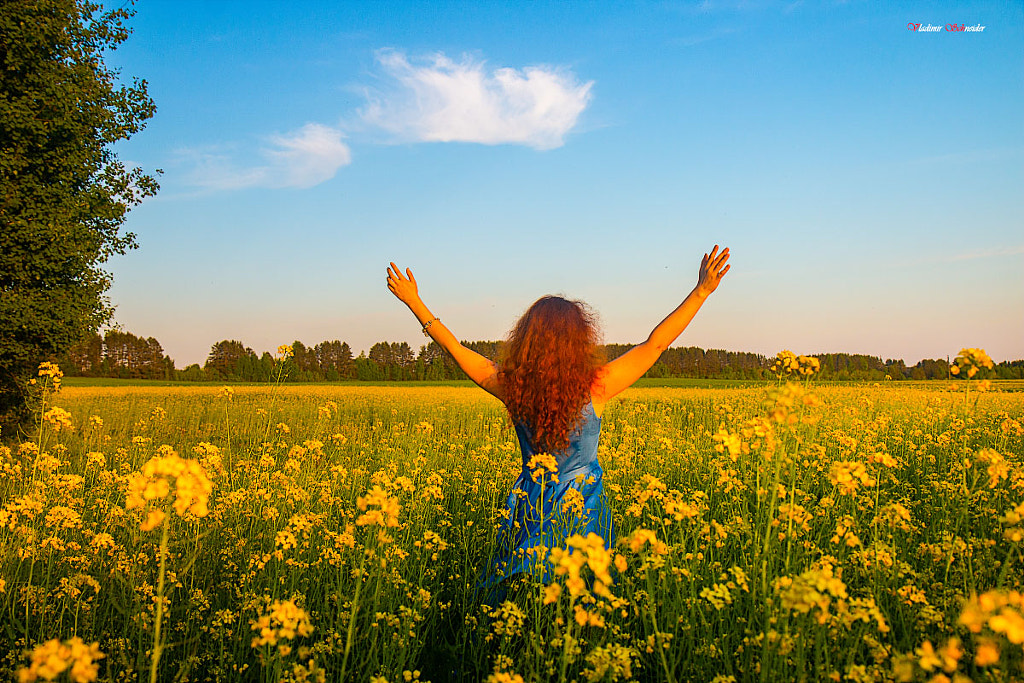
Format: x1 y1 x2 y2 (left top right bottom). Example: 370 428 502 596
422 317 439 336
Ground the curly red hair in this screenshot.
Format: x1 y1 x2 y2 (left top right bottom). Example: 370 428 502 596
499 296 604 453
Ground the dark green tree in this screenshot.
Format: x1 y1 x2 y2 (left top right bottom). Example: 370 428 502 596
0 0 158 430
205 340 255 380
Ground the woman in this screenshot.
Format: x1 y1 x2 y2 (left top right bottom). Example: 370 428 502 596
387 246 730 588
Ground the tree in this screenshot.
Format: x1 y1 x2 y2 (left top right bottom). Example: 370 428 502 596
0 0 158 429
205 341 255 380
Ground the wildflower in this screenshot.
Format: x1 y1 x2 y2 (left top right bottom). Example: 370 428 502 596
277 344 294 359
125 451 213 530
574 604 605 627
526 453 559 484
17 637 104 683
43 407 74 433
624 528 668 555
485 673 525 683
220 386 234 400
37 362 64 390
548 532 617 599
486 601 527 641
45 506 83 530
867 451 898 468
974 638 1000 666
582 644 637 682
356 485 401 528
700 583 734 610
934 638 962 673
773 558 848 623
625 475 667 517
976 449 1009 488
87 416 103 429
561 488 585 518
999 501 1024 543
952 347 994 379
251 599 314 654
829 461 875 495
771 350 820 377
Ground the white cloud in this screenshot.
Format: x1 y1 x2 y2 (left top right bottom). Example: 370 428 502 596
184 123 351 191
945 244 1024 262
361 49 593 150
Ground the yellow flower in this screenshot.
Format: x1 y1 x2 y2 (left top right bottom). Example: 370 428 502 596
356 485 401 528
773 559 847 623
251 599 314 648
988 607 1024 644
125 451 213 530
17 637 104 683
828 461 875 495
915 641 941 672
485 673 525 683
42 407 74 432
936 638 962 673
526 453 559 484
974 638 999 666
277 344 294 359
36 362 63 390
624 528 667 555
548 533 616 599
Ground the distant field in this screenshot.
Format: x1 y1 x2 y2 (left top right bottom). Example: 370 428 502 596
61 376 1024 391
3 381 1022 681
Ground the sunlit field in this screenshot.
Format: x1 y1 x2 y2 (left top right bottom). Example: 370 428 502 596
2 374 1022 682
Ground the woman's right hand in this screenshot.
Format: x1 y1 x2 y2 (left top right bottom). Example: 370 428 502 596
387 262 421 307
696 245 730 298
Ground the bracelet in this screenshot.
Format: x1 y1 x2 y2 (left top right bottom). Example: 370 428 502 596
422 317 439 336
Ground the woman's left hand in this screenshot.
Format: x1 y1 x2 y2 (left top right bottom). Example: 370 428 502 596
387 262 421 306
696 245 730 298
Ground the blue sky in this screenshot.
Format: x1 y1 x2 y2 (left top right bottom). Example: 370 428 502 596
104 0 1023 367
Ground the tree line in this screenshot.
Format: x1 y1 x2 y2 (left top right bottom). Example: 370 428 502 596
56 331 1024 382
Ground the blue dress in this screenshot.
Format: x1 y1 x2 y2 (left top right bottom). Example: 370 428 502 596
482 401 615 588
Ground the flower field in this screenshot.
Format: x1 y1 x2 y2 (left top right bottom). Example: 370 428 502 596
1 374 1022 682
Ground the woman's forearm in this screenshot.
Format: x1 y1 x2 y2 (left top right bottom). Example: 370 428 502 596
645 286 708 352
403 295 499 392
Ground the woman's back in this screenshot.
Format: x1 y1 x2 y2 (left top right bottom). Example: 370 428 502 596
513 400 602 474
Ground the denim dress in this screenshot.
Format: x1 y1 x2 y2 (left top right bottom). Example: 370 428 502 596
482 401 615 589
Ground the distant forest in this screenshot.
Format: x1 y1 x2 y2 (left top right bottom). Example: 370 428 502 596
56 330 1024 382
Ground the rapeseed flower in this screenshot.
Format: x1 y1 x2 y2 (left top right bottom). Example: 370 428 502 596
251 599 313 655
125 450 213 530
42 407 73 432
356 485 401 528
952 348 994 379
17 637 104 683
526 453 559 484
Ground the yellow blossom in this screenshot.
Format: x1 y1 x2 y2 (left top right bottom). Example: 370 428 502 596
17 637 104 683
251 599 314 649
526 453 559 484
356 485 401 528
43 407 74 432
125 451 213 530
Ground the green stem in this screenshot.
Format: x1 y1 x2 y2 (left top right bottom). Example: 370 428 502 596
150 516 170 683
339 550 368 681
559 595 574 683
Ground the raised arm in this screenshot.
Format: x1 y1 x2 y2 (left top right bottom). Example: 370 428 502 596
386 263 501 398
592 246 730 406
